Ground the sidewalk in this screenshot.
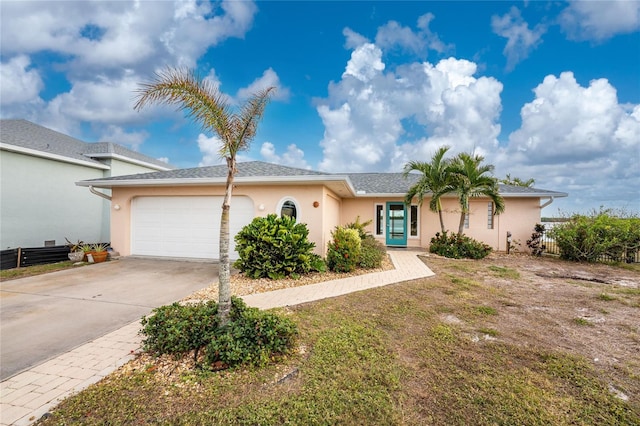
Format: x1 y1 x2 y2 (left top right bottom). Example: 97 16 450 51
1 250 433 425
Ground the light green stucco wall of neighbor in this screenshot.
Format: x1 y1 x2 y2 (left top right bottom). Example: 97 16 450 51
0 150 107 249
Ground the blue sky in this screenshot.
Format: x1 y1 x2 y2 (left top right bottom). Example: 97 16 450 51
1 0 639 215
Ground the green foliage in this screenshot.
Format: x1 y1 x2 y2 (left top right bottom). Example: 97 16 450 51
429 231 492 259
359 235 387 269
345 216 373 240
206 298 297 368
548 211 640 263
140 297 297 369
326 226 362 272
140 300 219 361
526 223 546 256
233 214 320 279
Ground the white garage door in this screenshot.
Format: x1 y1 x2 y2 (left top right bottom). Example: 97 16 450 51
131 196 254 259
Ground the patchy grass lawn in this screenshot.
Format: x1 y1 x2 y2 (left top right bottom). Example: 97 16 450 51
37 254 640 425
0 261 88 281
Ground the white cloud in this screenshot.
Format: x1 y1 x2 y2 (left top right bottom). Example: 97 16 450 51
157 157 170 164
197 133 253 167
99 125 149 151
498 72 640 213
375 13 451 56
343 43 385 82
560 0 640 41
0 55 44 105
260 142 311 169
343 28 370 49
236 68 290 102
0 0 261 152
492 7 546 70
317 40 503 173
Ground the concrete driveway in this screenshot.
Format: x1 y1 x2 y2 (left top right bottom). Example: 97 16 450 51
0 257 218 380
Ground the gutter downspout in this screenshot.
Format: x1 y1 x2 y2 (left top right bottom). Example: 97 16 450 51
89 185 112 201
540 197 555 209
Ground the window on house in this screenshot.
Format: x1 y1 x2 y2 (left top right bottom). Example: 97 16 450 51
464 212 470 229
375 204 384 236
410 205 418 237
279 199 298 220
487 202 494 229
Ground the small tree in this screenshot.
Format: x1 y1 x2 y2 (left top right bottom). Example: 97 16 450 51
135 67 274 325
403 146 452 234
526 223 546 256
444 153 505 236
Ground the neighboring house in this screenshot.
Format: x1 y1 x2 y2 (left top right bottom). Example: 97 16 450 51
0 119 173 249
77 161 567 260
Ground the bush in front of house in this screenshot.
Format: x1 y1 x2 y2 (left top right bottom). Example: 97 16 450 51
206 298 298 368
359 235 387 268
233 214 324 279
548 211 640 263
429 231 492 259
327 227 362 272
140 297 297 369
526 223 546 256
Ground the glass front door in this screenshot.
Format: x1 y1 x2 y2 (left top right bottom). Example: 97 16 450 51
385 202 407 246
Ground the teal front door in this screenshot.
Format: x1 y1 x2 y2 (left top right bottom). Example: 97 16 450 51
386 202 407 246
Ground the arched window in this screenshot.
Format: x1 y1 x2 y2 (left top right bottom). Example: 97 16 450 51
277 198 300 220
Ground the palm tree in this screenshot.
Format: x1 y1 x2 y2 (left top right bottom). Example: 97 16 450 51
134 67 274 325
403 146 452 234
443 152 505 236
500 173 535 187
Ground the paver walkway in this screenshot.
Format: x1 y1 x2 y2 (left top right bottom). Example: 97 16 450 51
0 250 433 425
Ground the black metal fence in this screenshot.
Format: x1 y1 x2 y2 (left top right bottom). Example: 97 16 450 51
0 245 72 270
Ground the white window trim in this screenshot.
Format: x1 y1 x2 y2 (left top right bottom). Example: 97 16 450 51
276 197 301 220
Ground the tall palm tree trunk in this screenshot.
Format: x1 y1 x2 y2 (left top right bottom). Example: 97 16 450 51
218 157 236 325
458 212 466 236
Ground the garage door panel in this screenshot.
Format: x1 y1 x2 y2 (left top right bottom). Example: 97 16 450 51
131 196 253 259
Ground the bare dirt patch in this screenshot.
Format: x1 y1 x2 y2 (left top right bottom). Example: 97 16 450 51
419 253 640 403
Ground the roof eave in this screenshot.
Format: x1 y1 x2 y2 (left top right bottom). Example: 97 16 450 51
85 152 173 171
1 142 110 170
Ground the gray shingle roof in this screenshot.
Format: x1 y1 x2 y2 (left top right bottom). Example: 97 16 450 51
347 173 419 194
0 119 172 169
80 160 567 198
98 161 329 181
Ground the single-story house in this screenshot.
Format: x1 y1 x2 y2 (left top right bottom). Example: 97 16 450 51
77 161 567 259
0 119 173 249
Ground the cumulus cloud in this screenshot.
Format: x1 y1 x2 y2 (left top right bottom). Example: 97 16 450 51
497 72 640 212
492 7 546 70
260 142 311 169
99 125 149 151
0 55 44 106
375 13 451 56
236 68 290 102
560 0 640 41
317 40 503 173
0 0 261 152
197 133 253 167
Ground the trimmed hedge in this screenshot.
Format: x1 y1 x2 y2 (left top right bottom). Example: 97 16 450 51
140 297 297 369
429 231 492 259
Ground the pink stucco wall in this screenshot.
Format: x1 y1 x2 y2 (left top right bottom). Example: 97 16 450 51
110 184 543 257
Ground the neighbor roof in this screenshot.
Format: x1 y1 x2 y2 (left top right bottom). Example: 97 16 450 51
0 119 172 170
78 160 568 199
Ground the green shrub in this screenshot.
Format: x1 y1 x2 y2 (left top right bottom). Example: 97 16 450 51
140 300 219 361
359 235 386 268
345 216 373 240
548 211 640 262
141 298 297 369
526 223 546 256
206 298 297 368
429 231 492 259
327 227 361 272
234 214 320 279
